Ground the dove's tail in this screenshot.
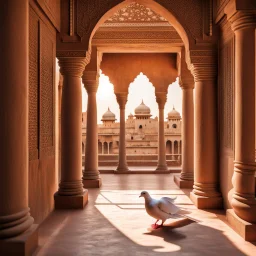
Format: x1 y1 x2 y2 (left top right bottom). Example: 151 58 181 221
178 214 200 223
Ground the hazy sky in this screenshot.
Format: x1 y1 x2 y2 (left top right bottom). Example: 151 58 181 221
82 71 182 124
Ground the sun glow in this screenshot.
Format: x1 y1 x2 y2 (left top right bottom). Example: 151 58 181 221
97 71 115 100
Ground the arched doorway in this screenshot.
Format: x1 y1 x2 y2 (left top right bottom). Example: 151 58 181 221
166 140 172 154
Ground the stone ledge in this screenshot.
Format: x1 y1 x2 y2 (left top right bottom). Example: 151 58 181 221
190 192 223 209
0 224 38 256
226 209 256 242
83 178 102 188
54 190 88 209
174 175 194 188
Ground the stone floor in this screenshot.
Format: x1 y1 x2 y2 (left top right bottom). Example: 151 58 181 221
34 174 256 256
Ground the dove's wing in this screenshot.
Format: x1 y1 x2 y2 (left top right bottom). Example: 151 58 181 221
161 196 177 203
157 197 180 215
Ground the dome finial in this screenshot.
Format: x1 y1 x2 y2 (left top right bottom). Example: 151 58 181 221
141 99 144 104
173 105 175 110
108 106 110 111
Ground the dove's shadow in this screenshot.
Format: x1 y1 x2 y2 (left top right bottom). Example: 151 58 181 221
143 219 196 243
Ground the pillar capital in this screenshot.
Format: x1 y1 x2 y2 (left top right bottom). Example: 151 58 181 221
82 71 99 93
179 79 194 90
116 93 128 109
188 50 217 82
224 0 256 31
58 57 87 77
155 92 167 109
230 12 256 31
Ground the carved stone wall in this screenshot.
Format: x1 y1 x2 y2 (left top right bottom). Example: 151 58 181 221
40 21 55 158
29 3 57 224
218 15 235 209
29 8 39 161
219 18 234 151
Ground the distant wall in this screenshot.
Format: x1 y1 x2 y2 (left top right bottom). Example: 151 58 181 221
28 1 60 224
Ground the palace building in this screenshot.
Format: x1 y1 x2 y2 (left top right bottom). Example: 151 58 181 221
1 1 256 255
82 102 182 156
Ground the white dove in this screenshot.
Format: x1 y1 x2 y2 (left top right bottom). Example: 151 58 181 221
139 191 193 229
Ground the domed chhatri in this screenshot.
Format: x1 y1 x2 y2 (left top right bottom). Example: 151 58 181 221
167 106 181 120
134 100 152 119
101 107 116 122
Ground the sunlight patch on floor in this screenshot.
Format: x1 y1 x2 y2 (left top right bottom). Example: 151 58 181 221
95 189 196 253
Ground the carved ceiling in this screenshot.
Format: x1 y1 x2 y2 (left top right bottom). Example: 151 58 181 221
102 2 170 27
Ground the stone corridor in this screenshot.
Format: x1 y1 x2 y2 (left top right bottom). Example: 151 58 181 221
34 174 255 256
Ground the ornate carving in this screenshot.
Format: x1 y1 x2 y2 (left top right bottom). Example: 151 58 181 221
93 29 181 40
29 8 39 160
75 0 204 49
40 21 55 156
106 2 167 23
188 50 217 82
58 58 87 77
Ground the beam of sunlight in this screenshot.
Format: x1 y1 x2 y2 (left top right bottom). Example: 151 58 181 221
94 189 202 253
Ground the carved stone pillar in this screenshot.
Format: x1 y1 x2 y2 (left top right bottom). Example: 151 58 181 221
116 93 129 172
189 60 222 209
156 92 168 171
225 8 256 240
0 0 38 254
54 58 88 209
174 83 194 188
108 143 110 154
82 71 101 188
102 143 104 155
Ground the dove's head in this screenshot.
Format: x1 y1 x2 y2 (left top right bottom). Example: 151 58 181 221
139 191 150 199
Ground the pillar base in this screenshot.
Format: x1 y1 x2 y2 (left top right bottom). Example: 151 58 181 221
116 167 129 172
54 190 88 209
190 192 223 209
226 209 256 241
155 165 168 172
83 178 102 188
0 224 38 256
174 175 193 189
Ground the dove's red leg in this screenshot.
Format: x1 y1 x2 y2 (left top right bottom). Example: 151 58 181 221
160 220 166 227
151 220 161 229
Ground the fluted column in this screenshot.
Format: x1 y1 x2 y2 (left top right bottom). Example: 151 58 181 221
156 93 168 171
82 72 101 188
108 143 110 154
0 0 38 253
116 93 129 172
54 58 88 209
174 83 194 188
227 11 256 224
189 61 222 209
